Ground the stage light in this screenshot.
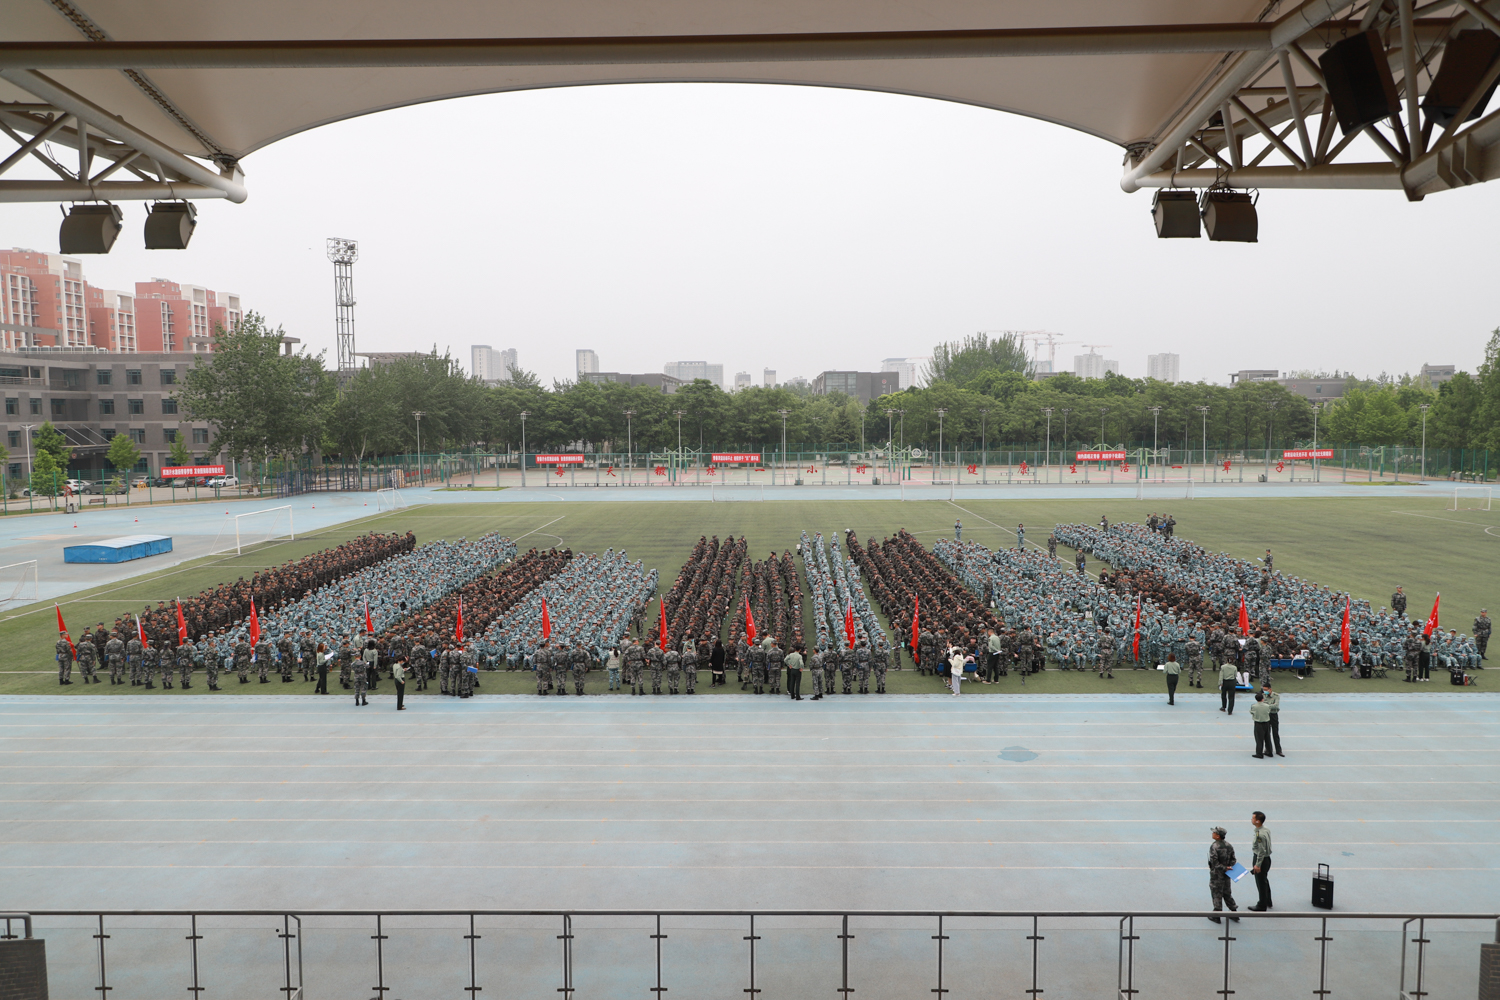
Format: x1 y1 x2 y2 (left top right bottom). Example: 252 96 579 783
144 201 198 249
1320 30 1401 135
1152 189 1201 238
1423 30 1500 127
1201 190 1257 243
58 204 123 254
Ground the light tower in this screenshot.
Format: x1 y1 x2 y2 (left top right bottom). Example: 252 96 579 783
326 238 358 384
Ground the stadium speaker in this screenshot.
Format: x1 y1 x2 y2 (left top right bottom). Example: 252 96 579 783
144 201 197 249
1201 191 1257 243
1319 30 1401 135
1422 30 1500 127
58 203 123 254
1152 189 1201 238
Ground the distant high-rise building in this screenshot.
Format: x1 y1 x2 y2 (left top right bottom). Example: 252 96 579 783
663 361 725 389
763 368 776 387
1073 352 1120 380
1146 353 1180 383
576 349 599 376
880 357 920 390
471 345 518 383
1420 363 1456 386
734 372 751 391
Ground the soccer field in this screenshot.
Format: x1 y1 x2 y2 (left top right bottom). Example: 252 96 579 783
1 493 1494 695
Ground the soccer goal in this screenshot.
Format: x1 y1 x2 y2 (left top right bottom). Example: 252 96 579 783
1452 485 1492 511
376 487 408 511
209 505 295 555
0 560 40 609
1136 477 1195 500
710 484 765 502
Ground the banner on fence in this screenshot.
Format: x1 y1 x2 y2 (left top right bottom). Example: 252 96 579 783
160 465 226 477
1282 449 1334 460
711 453 762 463
534 454 586 464
1075 451 1126 461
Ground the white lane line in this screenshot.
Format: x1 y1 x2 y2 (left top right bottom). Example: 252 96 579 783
2 817 1489 823
1389 509 1500 529
512 514 566 543
3 762 1495 769
1 864 1494 871
7 797 1489 805
8 839 1491 847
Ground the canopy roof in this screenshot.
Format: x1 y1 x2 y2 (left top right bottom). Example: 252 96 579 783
2 0 1498 202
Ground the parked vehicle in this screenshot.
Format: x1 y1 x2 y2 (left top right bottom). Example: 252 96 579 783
81 481 128 495
206 475 239 488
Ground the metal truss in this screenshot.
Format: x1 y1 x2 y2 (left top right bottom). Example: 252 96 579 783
1122 0 1500 198
0 69 245 203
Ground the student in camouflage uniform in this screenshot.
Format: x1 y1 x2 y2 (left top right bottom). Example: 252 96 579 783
1473 610 1490 661
664 643 681 694
55 632 75 685
176 640 195 689
873 642 891 693
202 636 221 690
105 632 126 684
1207 827 1241 922
351 643 369 706
534 640 552 695
747 640 765 694
809 647 826 699
766 638 784 695
681 641 698 694
624 638 646 696
736 634 751 689
410 639 429 690
254 635 273 683
854 639 871 693
569 642 588 695
647 642 665 694
126 630 144 686
1185 634 1204 687
141 639 160 689
76 633 99 684
277 633 296 682
232 633 251 683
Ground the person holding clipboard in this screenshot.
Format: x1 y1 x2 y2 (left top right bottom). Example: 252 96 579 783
1207 827 1243 922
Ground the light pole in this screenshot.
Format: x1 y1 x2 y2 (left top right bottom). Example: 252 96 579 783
516 410 528 487
884 408 896 482
1196 406 1210 480
777 408 790 485
1098 406 1109 448
674 408 685 484
1311 402 1322 482
1263 400 1281 481
935 408 947 481
979 407 990 483
624 409 635 486
19 423 35 479
1148 406 1161 480
1419 402 1431 480
1041 407 1052 481
412 411 424 486
1061 407 1072 462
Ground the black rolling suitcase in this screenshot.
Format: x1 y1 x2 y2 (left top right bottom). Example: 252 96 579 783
1312 863 1334 909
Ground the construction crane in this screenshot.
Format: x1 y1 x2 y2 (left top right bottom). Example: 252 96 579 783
1016 331 1079 373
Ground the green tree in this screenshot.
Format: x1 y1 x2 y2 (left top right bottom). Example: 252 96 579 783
175 312 334 474
105 433 141 476
32 422 72 470
926 332 1033 386
1359 391 1407 445
1477 328 1500 451
168 435 192 467
30 450 60 497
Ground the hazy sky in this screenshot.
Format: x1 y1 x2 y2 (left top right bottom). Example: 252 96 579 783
5 82 1497 386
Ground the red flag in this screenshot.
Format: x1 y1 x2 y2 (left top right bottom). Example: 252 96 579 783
175 598 188 644
659 599 669 651
911 596 920 662
1132 594 1141 661
744 595 757 644
135 614 146 648
364 598 373 635
1340 595 1351 665
1423 593 1440 638
55 604 76 658
541 596 552 639
456 597 464 643
844 600 856 649
248 598 261 646
1239 596 1250 636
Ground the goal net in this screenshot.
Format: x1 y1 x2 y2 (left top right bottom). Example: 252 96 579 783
1137 477 1195 500
710 484 765 502
209 505 295 555
0 560 39 609
1452 485 1492 511
376 488 408 511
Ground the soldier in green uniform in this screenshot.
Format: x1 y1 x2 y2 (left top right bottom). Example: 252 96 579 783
141 638 160 690
105 632 126 685
1219 656 1238 714
76 631 98 684
1207 827 1241 922
177 639 196 689
55 631 75 685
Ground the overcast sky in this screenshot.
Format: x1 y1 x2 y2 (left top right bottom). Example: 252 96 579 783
5 82 1497 386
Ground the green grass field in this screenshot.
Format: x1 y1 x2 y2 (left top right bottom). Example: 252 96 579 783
3 494 1494 695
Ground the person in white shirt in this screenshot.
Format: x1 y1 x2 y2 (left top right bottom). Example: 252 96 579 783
949 647 966 695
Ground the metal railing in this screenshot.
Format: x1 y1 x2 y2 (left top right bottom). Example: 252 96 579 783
5 909 1495 1000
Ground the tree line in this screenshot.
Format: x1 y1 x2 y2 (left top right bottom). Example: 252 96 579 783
153 318 1500 472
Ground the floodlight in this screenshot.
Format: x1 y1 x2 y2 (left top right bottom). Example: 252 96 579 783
1201 191 1257 243
144 201 197 249
1152 190 1200 238
59 204 123 254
